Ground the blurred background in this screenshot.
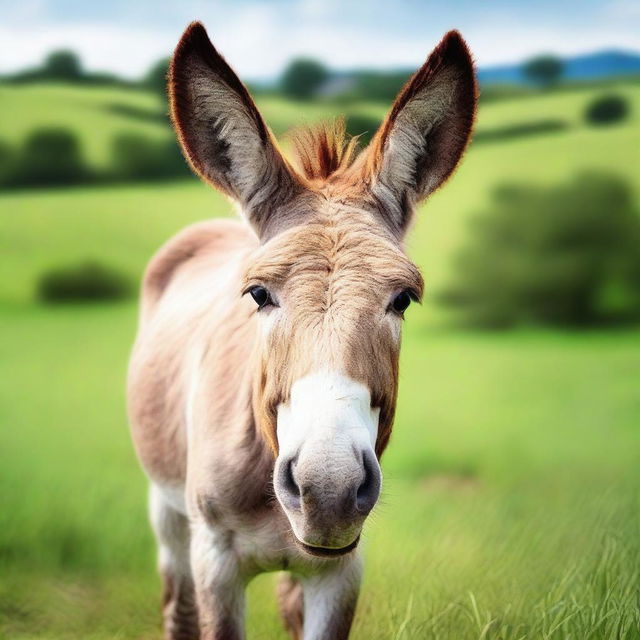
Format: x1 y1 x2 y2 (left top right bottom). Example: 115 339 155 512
1 1 639 638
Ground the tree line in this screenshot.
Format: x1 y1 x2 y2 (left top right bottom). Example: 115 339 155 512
3 49 569 101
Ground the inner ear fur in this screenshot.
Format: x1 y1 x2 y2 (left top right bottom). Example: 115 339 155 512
364 30 478 236
169 22 303 237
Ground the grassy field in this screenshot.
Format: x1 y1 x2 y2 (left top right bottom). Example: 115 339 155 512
1 78 638 173
1 79 639 638
0 84 169 171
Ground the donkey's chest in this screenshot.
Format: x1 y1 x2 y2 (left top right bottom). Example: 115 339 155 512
158 482 324 576
231 520 313 573
201 505 328 577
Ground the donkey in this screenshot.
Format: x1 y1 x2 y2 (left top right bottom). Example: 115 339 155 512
128 21 476 640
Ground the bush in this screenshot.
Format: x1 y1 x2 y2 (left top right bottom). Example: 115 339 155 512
111 134 188 181
43 50 82 80
145 58 170 103
349 70 411 102
0 140 16 186
281 59 329 100
12 128 88 186
439 173 640 327
473 119 568 144
37 261 131 303
345 114 382 146
585 94 630 126
522 55 564 88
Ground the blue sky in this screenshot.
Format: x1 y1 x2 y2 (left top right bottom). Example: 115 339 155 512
1 0 638 80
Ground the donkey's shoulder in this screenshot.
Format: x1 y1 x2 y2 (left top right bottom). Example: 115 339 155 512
141 218 257 312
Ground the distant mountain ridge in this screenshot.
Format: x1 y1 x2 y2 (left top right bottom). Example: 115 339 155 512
477 50 640 86
310 48 640 100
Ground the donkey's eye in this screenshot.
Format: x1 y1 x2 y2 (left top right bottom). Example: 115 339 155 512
391 290 413 314
248 285 273 309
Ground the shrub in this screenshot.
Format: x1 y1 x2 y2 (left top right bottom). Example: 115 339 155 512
345 114 382 146
585 94 630 126
43 50 82 80
522 55 564 88
0 140 16 186
350 70 411 102
473 119 568 144
111 134 188 181
37 261 131 303
13 128 88 186
281 58 329 100
145 58 170 103
439 173 640 327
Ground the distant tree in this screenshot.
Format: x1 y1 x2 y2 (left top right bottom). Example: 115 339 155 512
281 58 329 100
14 128 88 186
0 140 16 186
351 70 411 102
439 172 640 327
111 133 188 180
523 55 564 88
145 58 171 102
585 94 630 126
43 50 82 80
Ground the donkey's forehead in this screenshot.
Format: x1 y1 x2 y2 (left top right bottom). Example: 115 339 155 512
243 206 424 296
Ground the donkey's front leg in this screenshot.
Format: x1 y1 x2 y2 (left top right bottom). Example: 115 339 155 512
190 521 246 640
302 553 362 640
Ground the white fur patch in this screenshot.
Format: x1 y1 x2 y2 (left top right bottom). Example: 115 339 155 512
302 554 363 640
149 484 190 577
276 371 379 457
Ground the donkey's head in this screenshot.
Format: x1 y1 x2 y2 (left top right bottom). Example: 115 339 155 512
170 23 476 557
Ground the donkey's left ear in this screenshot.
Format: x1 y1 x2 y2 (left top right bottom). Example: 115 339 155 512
169 22 302 237
364 30 477 236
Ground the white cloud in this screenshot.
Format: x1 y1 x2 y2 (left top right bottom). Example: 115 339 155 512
0 6 638 81
603 0 640 19
0 24 175 78
464 23 640 66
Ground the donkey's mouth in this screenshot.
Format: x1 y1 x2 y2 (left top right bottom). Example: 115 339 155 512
296 536 360 558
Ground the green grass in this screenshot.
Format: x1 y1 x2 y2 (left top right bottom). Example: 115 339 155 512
1 77 637 174
1 79 640 638
1 306 638 638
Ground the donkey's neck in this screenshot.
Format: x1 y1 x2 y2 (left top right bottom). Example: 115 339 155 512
192 304 275 514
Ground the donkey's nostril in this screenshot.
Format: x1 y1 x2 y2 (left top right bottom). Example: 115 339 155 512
284 457 300 497
356 451 381 514
277 455 301 510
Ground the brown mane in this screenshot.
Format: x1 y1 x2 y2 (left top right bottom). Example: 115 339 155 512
288 118 360 181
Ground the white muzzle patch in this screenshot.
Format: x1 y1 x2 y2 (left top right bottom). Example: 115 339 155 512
276 371 379 457
274 371 381 549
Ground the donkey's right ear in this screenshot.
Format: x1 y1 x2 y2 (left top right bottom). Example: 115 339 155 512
169 22 302 237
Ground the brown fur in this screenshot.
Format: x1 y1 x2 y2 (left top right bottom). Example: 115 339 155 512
128 21 477 640
277 574 305 640
161 571 199 640
169 22 305 239
243 207 423 455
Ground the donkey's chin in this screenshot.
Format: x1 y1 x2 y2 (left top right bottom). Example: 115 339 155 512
295 535 361 558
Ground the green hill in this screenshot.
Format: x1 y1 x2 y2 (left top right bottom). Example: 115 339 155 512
0 84 169 170
1 78 637 175
1 79 638 305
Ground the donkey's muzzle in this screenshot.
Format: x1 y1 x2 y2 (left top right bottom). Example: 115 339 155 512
275 447 381 551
